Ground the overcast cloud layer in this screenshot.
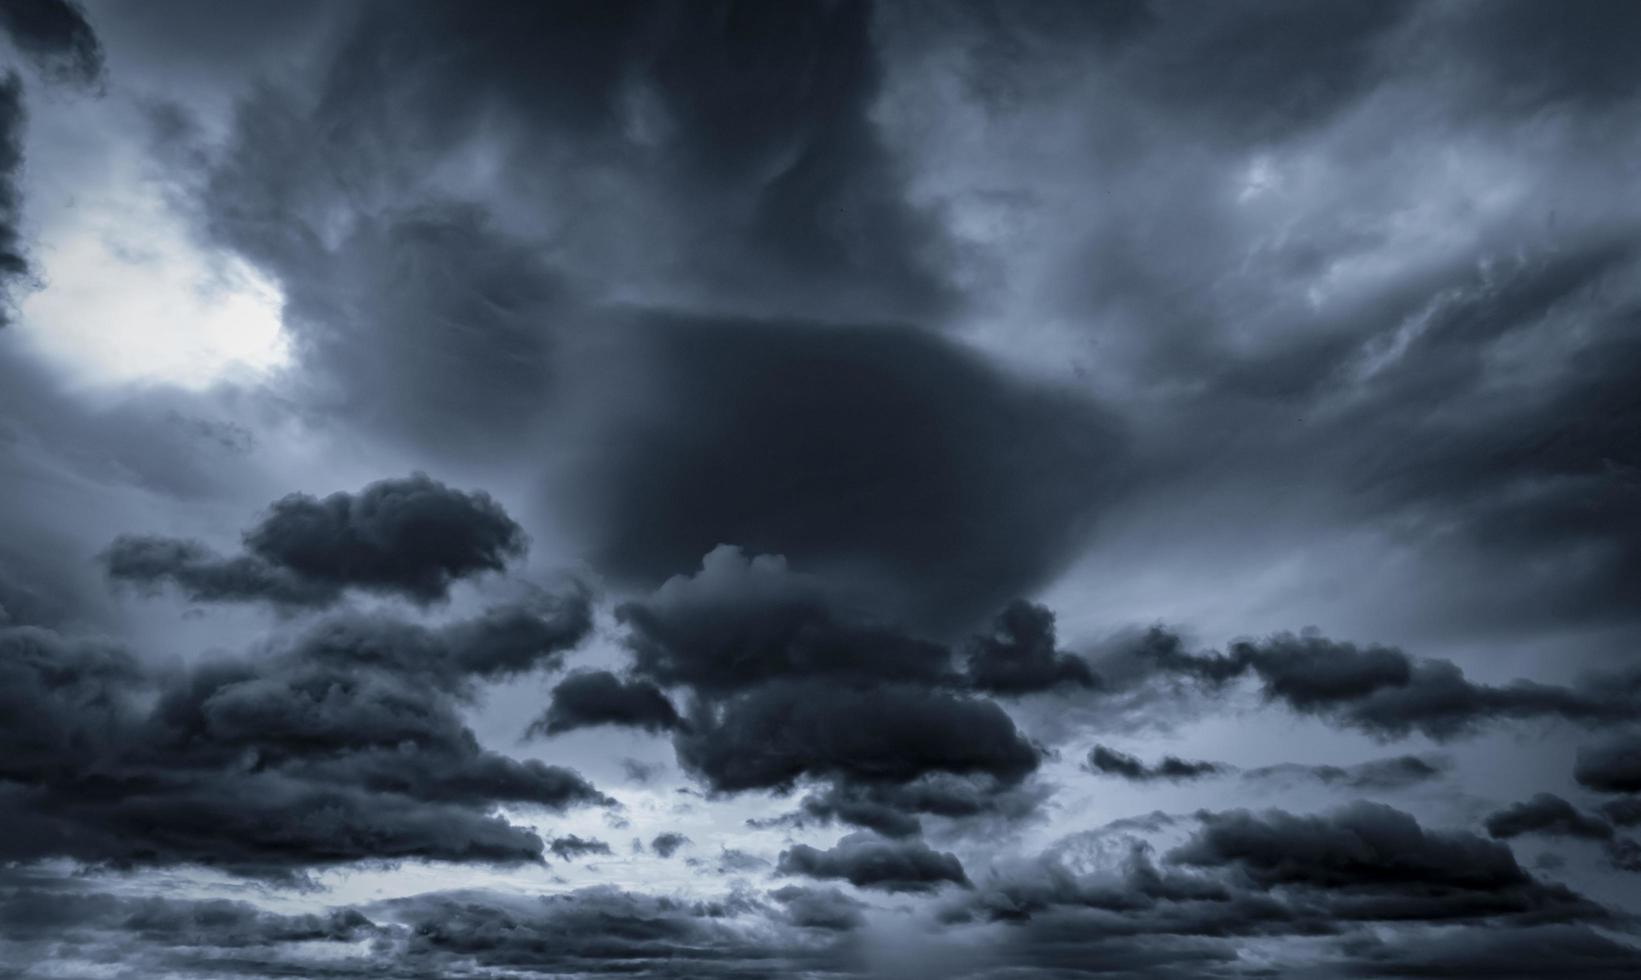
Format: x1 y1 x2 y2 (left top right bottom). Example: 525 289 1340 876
3 1 1641 977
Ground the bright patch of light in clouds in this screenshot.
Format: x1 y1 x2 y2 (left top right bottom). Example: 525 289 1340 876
17 141 288 389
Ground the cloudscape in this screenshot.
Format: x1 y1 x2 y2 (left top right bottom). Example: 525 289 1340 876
3 2 1641 977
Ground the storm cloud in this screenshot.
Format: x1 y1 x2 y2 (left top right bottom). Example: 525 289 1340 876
7 1 1641 976
0 75 27 326
0 0 105 87
778 833 970 892
105 474 530 608
1485 794 1615 842
1125 628 1640 740
576 317 1120 632
1577 732 1641 795
0 596 607 878
965 599 1097 696
529 669 684 737
674 679 1039 795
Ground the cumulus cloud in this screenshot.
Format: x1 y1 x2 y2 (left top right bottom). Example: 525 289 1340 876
674 679 1039 796
964 599 1097 695
612 547 1051 833
0 0 104 88
778 833 969 892
1120 627 1639 740
769 885 865 932
1577 732 1641 794
616 545 957 693
528 669 685 737
548 835 613 862
105 474 530 608
0 602 608 879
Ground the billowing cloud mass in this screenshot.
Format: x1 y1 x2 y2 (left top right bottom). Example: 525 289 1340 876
617 546 957 693
1577 733 1641 794
1486 794 1615 842
0 0 105 88
529 669 684 737
6 0 1641 976
106 474 529 607
675 679 1040 795
0 74 26 325
0 591 606 878
1118 628 1641 739
1168 802 1593 910
779 833 970 892
566 318 1118 632
965 599 1097 695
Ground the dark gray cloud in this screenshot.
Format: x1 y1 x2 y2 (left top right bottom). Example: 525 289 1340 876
548 834 613 862
0 877 852 979
895 0 1641 649
778 832 969 893
0 883 376 946
102 536 337 607
768 885 864 932
376 885 846 978
1576 732 1641 794
0 601 608 878
1485 793 1615 842
0 0 103 89
9 2 1641 977
611 549 1051 834
436 589 595 679
105 474 529 608
1084 745 1225 783
964 599 1097 695
0 883 380 969
1108 0 1415 143
0 74 26 326
1124 628 1639 740
1452 0 1641 111
1169 802 1586 910
1600 797 1641 828
673 679 1039 796
1333 923 1641 980
794 773 1047 839
529 669 684 737
941 803 1613 980
1241 754 1448 792
615 545 957 694
176 0 954 463
577 313 1120 632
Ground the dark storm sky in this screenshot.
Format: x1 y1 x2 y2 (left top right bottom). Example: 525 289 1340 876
3 2 1641 977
